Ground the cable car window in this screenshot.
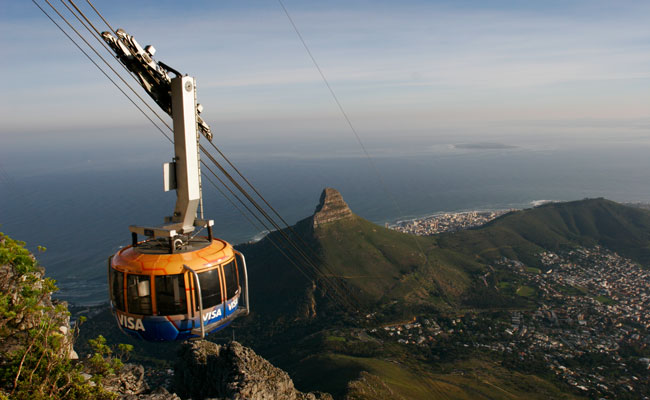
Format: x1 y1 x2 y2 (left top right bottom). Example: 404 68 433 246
127 274 152 315
110 269 125 311
197 268 222 309
155 274 186 315
222 261 239 299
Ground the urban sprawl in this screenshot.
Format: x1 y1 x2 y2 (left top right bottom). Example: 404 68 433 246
388 210 513 235
382 211 650 398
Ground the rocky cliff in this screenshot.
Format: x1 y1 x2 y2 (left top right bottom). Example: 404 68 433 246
312 188 353 228
174 340 332 400
101 363 179 399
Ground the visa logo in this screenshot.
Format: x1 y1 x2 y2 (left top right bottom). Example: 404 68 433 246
203 308 222 322
117 313 145 331
227 298 238 311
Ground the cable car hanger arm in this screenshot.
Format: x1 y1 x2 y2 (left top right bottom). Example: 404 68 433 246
99 28 211 241
101 28 213 141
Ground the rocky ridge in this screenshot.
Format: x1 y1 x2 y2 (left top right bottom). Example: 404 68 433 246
102 364 179 399
175 340 332 400
312 188 353 227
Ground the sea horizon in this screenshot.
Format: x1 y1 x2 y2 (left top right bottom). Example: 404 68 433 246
3 138 650 305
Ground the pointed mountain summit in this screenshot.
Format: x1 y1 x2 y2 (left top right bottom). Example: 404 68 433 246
241 191 650 321
240 188 463 318
312 188 353 227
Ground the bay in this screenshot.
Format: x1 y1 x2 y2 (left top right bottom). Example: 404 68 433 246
2 139 650 305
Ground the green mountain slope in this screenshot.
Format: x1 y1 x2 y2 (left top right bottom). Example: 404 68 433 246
293 354 579 400
235 193 649 399
237 190 486 320
240 194 650 321
314 215 480 306
440 198 650 267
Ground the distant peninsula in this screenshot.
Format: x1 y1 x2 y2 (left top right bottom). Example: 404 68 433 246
453 142 518 149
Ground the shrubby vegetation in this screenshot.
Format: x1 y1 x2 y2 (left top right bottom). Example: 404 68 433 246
0 232 125 399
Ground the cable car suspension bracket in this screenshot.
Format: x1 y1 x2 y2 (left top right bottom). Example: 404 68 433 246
125 72 211 252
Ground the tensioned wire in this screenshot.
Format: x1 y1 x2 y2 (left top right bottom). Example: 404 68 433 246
277 0 444 298
276 11 448 395
62 0 152 104
80 0 362 309
32 0 359 313
37 0 173 144
200 162 336 298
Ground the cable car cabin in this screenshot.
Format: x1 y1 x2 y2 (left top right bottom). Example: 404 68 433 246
108 236 249 341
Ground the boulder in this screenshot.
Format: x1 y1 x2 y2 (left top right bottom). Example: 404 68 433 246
103 363 149 396
174 340 332 400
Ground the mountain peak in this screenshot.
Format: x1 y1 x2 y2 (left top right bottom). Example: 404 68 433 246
313 188 353 227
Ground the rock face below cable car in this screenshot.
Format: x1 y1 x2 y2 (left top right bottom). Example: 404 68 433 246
175 341 333 400
108 237 248 341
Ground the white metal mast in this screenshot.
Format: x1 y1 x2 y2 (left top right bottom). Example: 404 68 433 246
100 29 213 252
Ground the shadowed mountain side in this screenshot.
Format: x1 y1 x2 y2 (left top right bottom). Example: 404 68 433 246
237 216 326 319
439 198 650 268
238 189 482 319
313 215 479 305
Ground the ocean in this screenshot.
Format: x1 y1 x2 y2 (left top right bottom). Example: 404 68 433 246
2 136 650 305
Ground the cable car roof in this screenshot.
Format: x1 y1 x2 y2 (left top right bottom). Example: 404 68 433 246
112 238 235 276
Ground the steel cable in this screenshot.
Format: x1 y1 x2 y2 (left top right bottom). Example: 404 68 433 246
81 0 358 310
278 0 436 290
33 0 359 313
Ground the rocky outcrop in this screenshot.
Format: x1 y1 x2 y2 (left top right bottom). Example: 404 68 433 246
313 188 353 228
102 364 148 397
174 340 332 400
296 281 318 320
123 387 180 400
103 364 180 399
345 372 405 400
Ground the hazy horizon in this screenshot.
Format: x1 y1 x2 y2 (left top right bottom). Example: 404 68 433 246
2 1 649 149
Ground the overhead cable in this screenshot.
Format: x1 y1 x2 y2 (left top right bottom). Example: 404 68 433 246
33 0 358 313
278 0 433 273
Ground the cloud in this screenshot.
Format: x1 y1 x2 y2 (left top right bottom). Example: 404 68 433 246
3 0 650 141
156 4 650 96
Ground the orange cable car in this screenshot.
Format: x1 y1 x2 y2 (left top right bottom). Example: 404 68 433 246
109 236 249 341
103 29 249 341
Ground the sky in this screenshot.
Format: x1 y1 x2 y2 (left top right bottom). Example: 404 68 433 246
3 1 650 294
1 0 650 165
